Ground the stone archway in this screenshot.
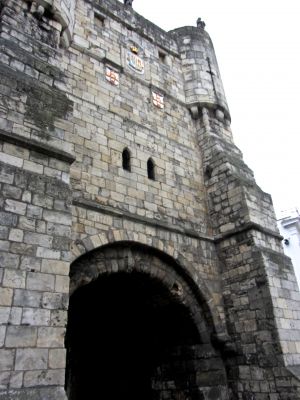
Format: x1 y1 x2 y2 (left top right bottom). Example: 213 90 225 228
65 242 229 400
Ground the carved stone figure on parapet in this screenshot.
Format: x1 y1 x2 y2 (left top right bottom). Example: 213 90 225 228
124 0 133 6
197 17 206 29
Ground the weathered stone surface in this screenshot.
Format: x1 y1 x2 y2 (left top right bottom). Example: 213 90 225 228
15 349 48 370
21 308 50 326
13 289 42 308
0 387 67 400
0 349 14 371
0 288 13 306
37 327 65 348
26 272 55 292
49 349 66 369
5 326 37 348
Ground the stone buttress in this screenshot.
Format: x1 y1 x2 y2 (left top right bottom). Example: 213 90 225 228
0 0 75 398
171 25 300 399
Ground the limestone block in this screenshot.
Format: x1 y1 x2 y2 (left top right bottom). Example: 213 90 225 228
0 227 8 240
0 212 18 228
46 223 71 237
36 247 61 259
3 269 25 289
24 232 52 248
0 288 13 306
18 217 36 231
50 310 68 327
41 260 69 276
22 308 50 326
8 307 22 325
0 326 6 347
8 229 24 242
2 184 22 200
15 348 48 370
55 275 69 293
23 160 44 174
0 252 20 269
37 327 65 348
43 210 72 226
20 256 41 272
9 371 23 389
0 372 9 389
27 205 43 219
49 349 66 369
4 199 27 215
13 289 42 308
0 349 14 371
24 369 65 387
26 272 55 292
42 292 68 310
0 153 23 168
5 326 37 348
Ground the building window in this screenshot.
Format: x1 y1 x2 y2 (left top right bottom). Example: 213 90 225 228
122 148 131 172
147 158 155 180
158 51 166 64
94 11 105 29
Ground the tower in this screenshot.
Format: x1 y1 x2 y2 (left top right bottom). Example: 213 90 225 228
0 0 300 399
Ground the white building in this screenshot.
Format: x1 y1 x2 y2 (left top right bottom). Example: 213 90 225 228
277 209 300 287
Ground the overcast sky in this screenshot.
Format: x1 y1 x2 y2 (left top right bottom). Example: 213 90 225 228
133 0 300 218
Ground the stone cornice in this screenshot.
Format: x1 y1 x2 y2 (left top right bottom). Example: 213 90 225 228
0 129 76 164
214 222 283 243
73 198 283 245
72 198 214 242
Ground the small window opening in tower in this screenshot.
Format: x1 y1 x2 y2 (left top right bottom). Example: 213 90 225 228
122 148 131 172
147 158 155 180
94 11 105 29
158 51 166 64
43 8 54 19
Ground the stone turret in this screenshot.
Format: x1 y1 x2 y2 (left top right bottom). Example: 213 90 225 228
170 20 229 120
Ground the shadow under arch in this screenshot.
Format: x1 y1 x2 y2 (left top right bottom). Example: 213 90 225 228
66 241 229 400
70 240 225 337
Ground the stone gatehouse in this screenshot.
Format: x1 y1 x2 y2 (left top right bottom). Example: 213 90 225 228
0 0 300 399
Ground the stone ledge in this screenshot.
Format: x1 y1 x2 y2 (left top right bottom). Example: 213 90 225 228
188 101 231 122
214 221 283 243
286 365 300 383
72 198 214 242
73 200 283 244
0 130 76 164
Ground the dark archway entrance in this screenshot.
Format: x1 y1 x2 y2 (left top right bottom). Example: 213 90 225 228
66 244 229 400
66 272 200 400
